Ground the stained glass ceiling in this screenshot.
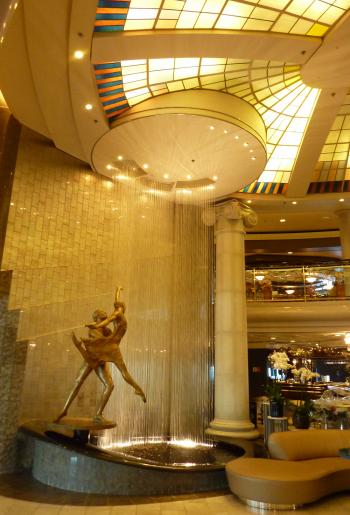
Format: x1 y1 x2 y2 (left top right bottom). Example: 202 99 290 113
94 58 319 190
95 0 350 37
308 90 350 193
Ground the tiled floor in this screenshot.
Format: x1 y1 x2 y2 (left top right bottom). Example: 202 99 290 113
0 473 350 515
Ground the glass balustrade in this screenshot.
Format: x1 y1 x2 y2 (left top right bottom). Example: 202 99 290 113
246 264 350 302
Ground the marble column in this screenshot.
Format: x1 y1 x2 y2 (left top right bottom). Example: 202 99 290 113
0 109 21 266
0 271 26 473
204 201 259 441
335 209 350 296
0 106 25 473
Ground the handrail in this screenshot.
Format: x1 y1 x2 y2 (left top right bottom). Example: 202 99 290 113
246 264 350 302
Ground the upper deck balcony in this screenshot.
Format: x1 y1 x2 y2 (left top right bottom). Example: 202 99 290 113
246 263 350 332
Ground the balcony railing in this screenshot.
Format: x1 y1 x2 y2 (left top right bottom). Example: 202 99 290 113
246 264 350 302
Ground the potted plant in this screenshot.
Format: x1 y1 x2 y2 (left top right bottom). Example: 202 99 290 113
292 399 313 429
265 379 284 417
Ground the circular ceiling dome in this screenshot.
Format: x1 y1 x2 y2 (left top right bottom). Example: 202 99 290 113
92 90 267 201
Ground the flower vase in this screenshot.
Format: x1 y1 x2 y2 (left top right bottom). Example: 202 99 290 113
270 400 284 417
293 412 310 429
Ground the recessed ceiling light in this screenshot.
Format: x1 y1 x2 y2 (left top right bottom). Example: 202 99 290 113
280 218 286 223
288 251 293 254
251 157 256 160
74 50 84 59
290 339 296 343
270 337 276 340
249 149 253 153
209 125 215 130
339 198 345 202
84 103 93 110
212 175 218 181
163 173 169 179
234 135 239 140
223 129 228 134
186 174 192 180
117 155 123 161
143 163 149 170
106 164 112 170
292 201 297 205
243 142 249 147
247 200 252 204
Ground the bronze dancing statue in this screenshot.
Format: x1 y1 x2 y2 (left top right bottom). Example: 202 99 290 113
55 287 146 423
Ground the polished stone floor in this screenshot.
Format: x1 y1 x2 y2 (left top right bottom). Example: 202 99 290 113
0 472 350 514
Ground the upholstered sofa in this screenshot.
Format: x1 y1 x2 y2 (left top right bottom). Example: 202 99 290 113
225 429 350 510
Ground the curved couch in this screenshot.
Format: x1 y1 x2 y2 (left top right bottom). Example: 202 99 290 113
225 429 350 510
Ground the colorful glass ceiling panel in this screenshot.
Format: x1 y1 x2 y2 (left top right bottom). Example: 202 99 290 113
94 58 319 190
94 0 350 36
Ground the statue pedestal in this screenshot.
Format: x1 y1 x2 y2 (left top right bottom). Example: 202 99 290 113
48 417 116 444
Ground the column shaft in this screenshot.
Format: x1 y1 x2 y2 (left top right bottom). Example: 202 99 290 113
207 205 258 441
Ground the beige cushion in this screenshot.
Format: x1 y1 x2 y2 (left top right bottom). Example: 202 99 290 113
226 456 350 505
268 429 350 460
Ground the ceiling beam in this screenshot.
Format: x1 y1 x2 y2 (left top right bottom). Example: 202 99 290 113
301 11 350 89
92 30 320 65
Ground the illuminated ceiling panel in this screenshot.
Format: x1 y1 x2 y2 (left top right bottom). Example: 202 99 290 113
311 91 350 186
94 58 319 192
94 0 350 36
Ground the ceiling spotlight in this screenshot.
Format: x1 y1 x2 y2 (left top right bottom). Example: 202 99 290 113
74 50 84 59
292 201 297 205
249 149 253 153
243 142 249 147
117 155 123 161
251 157 256 160
106 164 112 170
288 251 293 254
163 173 169 179
270 337 276 340
209 125 215 130
84 103 93 110
339 198 345 202
280 218 286 223
223 129 228 134
290 339 296 343
186 174 192 180
143 163 149 170
247 200 252 204
212 175 218 181
234 135 239 140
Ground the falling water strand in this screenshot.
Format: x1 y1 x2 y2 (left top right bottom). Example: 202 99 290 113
100 171 213 448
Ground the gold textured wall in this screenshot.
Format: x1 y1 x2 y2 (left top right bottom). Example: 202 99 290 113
2 127 212 443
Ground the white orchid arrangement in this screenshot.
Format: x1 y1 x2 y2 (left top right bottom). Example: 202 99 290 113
268 351 292 371
291 367 320 382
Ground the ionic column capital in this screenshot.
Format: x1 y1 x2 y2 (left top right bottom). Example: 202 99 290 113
202 200 258 229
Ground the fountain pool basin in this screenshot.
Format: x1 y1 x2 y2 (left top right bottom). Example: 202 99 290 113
18 421 244 495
